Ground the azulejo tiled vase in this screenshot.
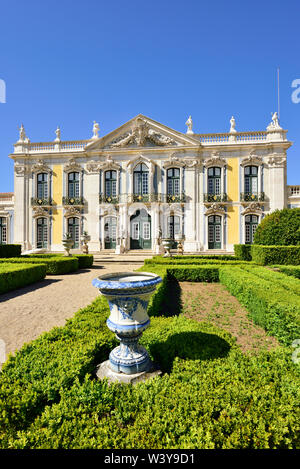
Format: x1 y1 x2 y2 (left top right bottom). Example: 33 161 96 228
92 272 162 375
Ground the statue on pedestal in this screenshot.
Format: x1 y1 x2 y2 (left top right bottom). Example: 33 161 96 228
185 116 194 135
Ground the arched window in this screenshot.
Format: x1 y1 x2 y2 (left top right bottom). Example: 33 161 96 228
244 166 258 195
167 168 180 196
37 173 48 199
0 217 7 244
208 215 222 249
36 217 47 248
208 167 221 195
68 172 80 198
245 214 259 244
105 170 117 197
67 217 80 248
133 164 149 195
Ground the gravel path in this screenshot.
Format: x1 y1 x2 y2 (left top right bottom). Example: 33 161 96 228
0 262 144 361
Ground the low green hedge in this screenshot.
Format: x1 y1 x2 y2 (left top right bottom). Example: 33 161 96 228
0 244 22 258
0 257 79 275
251 245 300 265
219 266 300 346
278 266 300 279
234 244 252 261
149 255 237 263
0 263 47 294
240 265 300 296
28 254 94 270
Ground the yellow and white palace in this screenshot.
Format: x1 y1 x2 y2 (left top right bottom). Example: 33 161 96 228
4 112 298 253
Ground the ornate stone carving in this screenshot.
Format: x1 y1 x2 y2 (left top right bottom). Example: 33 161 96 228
92 121 100 140
241 202 263 215
268 155 286 167
229 116 237 133
203 151 226 168
31 159 52 174
205 203 226 216
64 206 81 217
100 155 121 171
63 158 82 172
267 111 282 131
54 127 61 142
17 124 30 143
111 118 177 148
85 160 101 173
32 206 50 218
126 154 155 174
14 163 30 176
240 150 263 167
162 153 186 169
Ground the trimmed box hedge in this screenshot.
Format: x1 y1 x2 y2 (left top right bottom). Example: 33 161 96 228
0 244 22 258
0 263 47 294
0 257 79 275
234 244 252 261
251 245 300 265
28 254 94 269
278 265 300 279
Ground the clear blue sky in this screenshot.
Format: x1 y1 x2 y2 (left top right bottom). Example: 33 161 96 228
0 0 299 192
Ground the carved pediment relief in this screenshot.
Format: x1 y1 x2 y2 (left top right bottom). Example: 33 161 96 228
240 151 263 167
162 153 186 169
14 163 30 176
126 154 155 174
110 118 178 148
203 151 226 168
241 202 263 215
268 154 286 167
32 206 50 218
64 206 82 218
31 159 52 174
63 158 82 173
205 203 226 216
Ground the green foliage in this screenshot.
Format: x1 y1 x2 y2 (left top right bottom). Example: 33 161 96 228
219 266 300 346
0 244 22 258
240 265 300 296
28 254 94 269
251 245 300 265
234 244 252 261
146 255 238 265
0 256 79 275
0 263 46 294
253 208 300 246
278 265 300 279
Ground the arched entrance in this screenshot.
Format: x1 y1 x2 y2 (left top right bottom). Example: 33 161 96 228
104 216 117 249
130 209 151 250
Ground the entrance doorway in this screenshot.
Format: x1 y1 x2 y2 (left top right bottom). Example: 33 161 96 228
104 216 117 249
130 209 151 250
208 215 222 249
67 217 80 249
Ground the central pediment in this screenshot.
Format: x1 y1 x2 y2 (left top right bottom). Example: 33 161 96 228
85 114 199 151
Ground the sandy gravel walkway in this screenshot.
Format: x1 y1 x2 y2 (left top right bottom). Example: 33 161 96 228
0 262 143 361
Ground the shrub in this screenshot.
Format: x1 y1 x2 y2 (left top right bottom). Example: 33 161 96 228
251 245 300 265
0 244 22 258
28 254 94 270
0 263 46 294
234 244 252 261
279 266 300 279
219 266 300 346
0 256 79 275
253 208 300 246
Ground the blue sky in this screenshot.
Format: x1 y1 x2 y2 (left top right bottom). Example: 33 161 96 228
0 0 299 192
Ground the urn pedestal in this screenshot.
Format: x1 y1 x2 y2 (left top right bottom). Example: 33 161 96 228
92 272 162 383
161 238 173 257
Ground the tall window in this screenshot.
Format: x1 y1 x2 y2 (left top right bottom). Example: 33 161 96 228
36 218 47 248
68 172 80 198
67 217 80 248
134 164 149 195
208 167 221 195
244 166 258 194
0 217 7 244
245 214 258 244
167 168 180 196
105 170 117 197
37 173 48 199
167 215 180 239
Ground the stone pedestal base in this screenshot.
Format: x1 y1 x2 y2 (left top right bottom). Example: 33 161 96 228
96 360 162 385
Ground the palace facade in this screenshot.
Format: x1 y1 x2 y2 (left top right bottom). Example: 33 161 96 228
6 113 296 253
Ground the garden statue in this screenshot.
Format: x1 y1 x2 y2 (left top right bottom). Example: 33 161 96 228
92 121 100 139
93 271 162 384
54 126 61 142
230 116 237 133
81 231 90 254
185 115 194 135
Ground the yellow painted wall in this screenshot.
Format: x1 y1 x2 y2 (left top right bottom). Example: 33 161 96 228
227 158 240 245
52 165 63 244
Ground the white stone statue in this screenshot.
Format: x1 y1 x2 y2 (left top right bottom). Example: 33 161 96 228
230 116 237 133
267 111 282 131
18 124 26 142
185 115 194 135
54 126 61 142
92 121 100 139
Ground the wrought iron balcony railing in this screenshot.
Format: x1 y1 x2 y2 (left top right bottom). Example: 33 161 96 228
99 194 119 204
240 192 265 202
62 196 84 206
203 193 228 203
31 197 53 206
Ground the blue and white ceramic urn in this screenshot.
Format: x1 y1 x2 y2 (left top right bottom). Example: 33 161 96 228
92 272 162 375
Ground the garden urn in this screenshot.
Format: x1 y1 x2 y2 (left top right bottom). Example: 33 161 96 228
62 234 74 256
92 272 162 375
161 238 173 257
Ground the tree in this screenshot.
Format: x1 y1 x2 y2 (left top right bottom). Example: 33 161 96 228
253 208 300 245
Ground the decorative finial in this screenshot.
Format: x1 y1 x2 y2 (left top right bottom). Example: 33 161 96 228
17 123 30 143
229 116 237 133
185 115 194 135
267 111 282 131
92 121 100 139
54 126 61 142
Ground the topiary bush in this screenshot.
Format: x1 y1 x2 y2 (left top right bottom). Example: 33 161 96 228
0 244 22 258
251 245 300 266
254 208 300 246
234 244 252 261
0 257 79 275
0 263 47 294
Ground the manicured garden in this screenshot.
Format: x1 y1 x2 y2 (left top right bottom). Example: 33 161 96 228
0 253 299 449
